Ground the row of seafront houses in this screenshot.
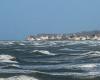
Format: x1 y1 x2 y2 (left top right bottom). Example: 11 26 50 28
26 33 100 41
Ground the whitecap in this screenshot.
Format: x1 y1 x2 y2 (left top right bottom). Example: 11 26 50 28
59 48 88 52
46 72 100 78
0 55 17 63
0 41 14 45
10 64 20 68
83 51 100 57
32 50 56 55
33 42 40 46
0 69 38 73
66 41 88 45
19 43 25 46
64 63 97 70
59 48 74 51
79 64 97 68
67 63 98 72
15 49 25 51
7 42 14 45
0 75 38 80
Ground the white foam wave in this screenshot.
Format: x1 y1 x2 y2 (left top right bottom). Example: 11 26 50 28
7 42 14 45
83 51 100 57
15 49 25 51
60 48 74 51
10 64 20 68
47 72 100 78
67 41 88 45
64 63 97 70
22 63 97 70
33 42 40 46
32 50 56 55
79 64 97 68
0 69 38 73
0 55 17 63
0 75 38 80
19 43 25 46
0 42 14 45
59 48 88 51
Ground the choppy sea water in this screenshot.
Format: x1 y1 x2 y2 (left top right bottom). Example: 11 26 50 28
0 41 100 80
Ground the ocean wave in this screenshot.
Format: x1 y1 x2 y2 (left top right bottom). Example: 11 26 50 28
0 75 38 80
0 41 14 45
33 42 41 46
32 41 65 47
59 48 75 51
0 55 17 63
46 71 100 78
40 63 99 77
78 64 97 68
32 50 56 55
15 49 26 52
66 41 100 46
66 41 88 45
61 63 98 70
19 43 25 46
0 69 37 74
83 51 100 57
3 64 20 69
74 51 100 60
59 48 88 52
20 63 98 72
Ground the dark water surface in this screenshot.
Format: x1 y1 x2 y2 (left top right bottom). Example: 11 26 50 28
0 41 100 80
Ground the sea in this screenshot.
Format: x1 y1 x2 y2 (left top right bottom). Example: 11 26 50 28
0 40 100 80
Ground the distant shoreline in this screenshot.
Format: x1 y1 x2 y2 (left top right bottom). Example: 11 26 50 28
26 30 100 41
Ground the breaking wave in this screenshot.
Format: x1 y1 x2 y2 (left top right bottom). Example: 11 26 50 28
1 41 100 79
0 41 14 45
59 48 88 52
0 75 38 80
82 51 100 57
0 55 17 63
32 50 56 55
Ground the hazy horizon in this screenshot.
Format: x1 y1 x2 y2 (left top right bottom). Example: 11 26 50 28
0 0 100 40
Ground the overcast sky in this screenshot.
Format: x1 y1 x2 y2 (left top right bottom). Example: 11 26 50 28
0 0 100 40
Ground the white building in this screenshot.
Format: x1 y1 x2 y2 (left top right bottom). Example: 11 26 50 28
27 36 35 41
80 37 86 40
40 36 49 40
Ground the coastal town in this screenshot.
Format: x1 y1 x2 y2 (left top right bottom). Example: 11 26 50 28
26 30 100 41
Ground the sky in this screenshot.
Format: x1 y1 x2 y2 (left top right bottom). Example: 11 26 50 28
0 0 100 40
